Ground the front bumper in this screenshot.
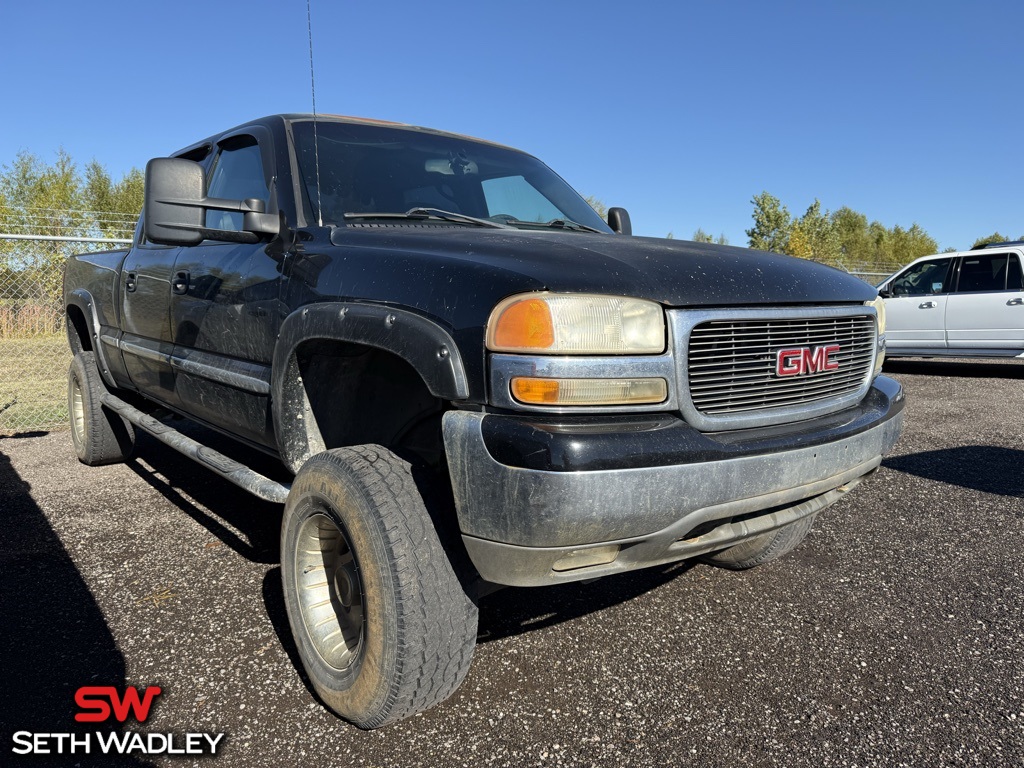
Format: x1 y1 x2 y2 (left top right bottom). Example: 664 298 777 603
443 376 905 586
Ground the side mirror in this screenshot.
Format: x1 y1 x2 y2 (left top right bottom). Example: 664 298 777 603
144 158 206 246
143 158 279 246
878 287 891 298
608 207 632 236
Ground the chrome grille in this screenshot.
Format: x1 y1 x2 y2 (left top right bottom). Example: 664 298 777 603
675 308 877 431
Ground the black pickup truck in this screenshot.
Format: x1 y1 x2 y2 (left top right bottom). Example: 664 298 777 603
64 114 904 728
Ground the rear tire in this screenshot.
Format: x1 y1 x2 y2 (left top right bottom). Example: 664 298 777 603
281 445 478 728
702 513 818 570
68 351 135 466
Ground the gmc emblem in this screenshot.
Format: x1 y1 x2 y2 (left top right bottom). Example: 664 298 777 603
776 345 841 377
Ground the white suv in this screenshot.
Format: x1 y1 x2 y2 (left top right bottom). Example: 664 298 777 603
878 241 1024 358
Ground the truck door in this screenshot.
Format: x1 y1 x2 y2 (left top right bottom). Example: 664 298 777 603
883 256 954 351
945 251 1024 350
119 237 180 406
169 131 282 448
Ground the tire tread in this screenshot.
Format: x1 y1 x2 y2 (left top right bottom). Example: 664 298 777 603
287 444 477 728
68 351 134 466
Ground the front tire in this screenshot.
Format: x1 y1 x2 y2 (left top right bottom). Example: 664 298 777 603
702 513 818 570
281 445 478 728
68 351 135 466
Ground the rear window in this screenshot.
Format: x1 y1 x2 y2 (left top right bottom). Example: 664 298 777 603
956 254 1009 293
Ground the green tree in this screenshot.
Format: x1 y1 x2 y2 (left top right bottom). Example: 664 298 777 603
971 232 1010 249
0 149 81 237
833 206 871 263
788 199 840 266
583 195 608 220
746 194 940 271
0 150 83 301
787 225 811 259
866 220 891 265
0 151 142 239
84 161 143 237
746 192 791 253
690 228 729 245
0 150 143 302
887 224 938 269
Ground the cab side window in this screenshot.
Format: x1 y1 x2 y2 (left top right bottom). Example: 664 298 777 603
890 258 952 296
206 138 268 231
956 254 1009 293
1006 255 1023 290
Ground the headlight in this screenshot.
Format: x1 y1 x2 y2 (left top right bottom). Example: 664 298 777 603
486 293 665 354
867 295 886 336
866 295 886 376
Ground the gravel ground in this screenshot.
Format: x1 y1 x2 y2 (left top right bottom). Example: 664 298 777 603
2 359 1022 767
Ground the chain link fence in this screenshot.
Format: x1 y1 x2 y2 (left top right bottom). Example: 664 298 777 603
843 262 893 286
848 270 890 285
1 216 133 434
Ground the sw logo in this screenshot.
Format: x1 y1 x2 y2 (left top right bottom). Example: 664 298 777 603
775 345 841 377
74 685 162 723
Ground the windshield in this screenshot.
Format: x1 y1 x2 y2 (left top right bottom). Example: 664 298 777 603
291 120 612 232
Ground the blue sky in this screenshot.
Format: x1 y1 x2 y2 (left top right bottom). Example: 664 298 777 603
2 0 1021 251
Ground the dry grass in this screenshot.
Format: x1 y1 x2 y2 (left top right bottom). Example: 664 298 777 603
0 303 63 338
0 334 71 433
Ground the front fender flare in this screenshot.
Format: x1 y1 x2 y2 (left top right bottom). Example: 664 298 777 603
271 302 470 472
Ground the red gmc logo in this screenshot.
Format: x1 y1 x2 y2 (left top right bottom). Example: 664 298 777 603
776 345 841 377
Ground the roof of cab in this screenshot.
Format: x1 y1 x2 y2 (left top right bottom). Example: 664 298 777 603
173 113 521 158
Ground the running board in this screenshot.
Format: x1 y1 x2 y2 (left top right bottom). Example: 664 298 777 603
100 393 291 504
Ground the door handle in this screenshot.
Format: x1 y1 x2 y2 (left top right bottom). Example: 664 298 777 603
125 271 137 293
919 301 937 309
171 270 190 295
1007 298 1024 306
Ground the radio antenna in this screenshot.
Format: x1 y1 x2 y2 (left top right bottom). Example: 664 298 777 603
306 0 324 226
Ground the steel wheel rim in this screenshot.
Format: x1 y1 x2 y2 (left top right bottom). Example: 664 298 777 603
70 375 86 448
294 511 365 671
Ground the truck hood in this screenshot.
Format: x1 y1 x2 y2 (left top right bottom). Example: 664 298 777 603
330 226 877 306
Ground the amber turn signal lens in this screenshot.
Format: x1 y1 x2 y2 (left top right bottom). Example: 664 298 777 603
490 298 554 351
510 377 668 406
510 378 562 404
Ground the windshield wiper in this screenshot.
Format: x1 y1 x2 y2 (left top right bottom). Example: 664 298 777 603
345 208 512 229
542 218 604 233
503 217 604 233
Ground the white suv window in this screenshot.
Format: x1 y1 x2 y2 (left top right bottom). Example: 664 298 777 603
891 258 952 296
956 253 1010 293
